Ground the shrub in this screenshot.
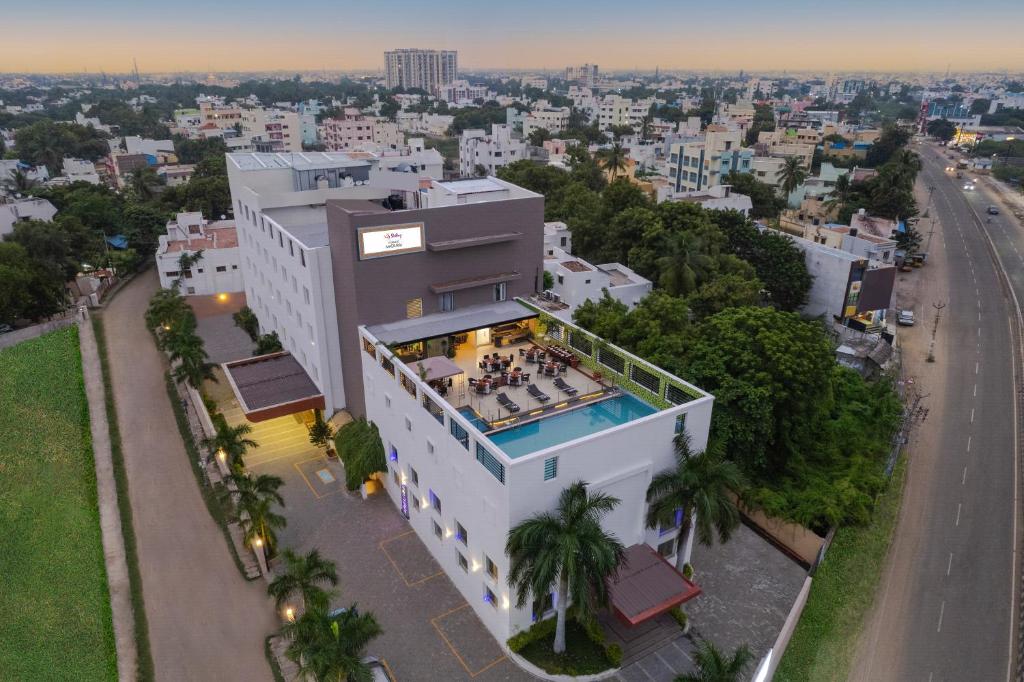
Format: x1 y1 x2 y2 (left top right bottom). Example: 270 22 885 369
605 643 623 667
507 616 557 653
669 606 688 630
682 563 694 580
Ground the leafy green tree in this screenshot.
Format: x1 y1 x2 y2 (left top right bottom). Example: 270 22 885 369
268 549 339 613
864 124 910 167
2 168 39 195
334 417 386 491
0 242 63 322
565 145 606 192
283 606 382 682
606 124 635 140
722 171 786 219
675 640 753 682
686 274 762 321
778 156 807 196
926 118 957 142
128 167 165 201
13 120 110 173
646 433 744 570
506 481 625 655
169 332 217 389
204 416 259 471
173 135 228 165
682 307 835 474
528 127 552 147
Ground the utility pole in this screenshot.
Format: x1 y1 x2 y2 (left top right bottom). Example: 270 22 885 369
927 300 947 363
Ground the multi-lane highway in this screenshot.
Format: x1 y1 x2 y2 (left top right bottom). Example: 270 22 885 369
854 143 1020 681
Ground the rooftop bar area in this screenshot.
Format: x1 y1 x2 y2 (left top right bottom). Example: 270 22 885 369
361 299 708 467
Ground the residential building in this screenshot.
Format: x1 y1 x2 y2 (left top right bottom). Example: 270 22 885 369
522 106 571 138
523 76 548 90
156 212 242 295
539 244 652 320
61 157 101 185
440 80 488 105
199 101 243 130
660 184 753 216
459 125 527 177
596 95 654 131
786 232 895 329
0 197 57 237
241 108 301 153
384 49 458 95
322 112 403 151
565 63 599 86
750 156 787 187
158 164 196 187
668 126 752 193
755 129 817 169
123 135 175 158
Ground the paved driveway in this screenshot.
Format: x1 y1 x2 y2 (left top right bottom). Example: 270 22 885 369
102 270 277 682
248 446 533 681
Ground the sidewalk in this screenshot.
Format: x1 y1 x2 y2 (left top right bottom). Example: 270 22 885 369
101 270 276 682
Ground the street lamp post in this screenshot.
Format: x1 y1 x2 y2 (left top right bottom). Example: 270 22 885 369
927 300 947 363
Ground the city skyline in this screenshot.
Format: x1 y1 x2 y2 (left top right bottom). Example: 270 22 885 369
4 0 1024 75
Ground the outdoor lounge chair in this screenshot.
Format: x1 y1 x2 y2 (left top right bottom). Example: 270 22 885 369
553 377 578 396
527 384 550 402
497 392 521 413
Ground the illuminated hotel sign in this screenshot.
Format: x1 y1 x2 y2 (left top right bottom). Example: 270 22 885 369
357 222 425 260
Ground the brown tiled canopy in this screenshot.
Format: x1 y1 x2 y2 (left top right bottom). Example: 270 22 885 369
223 352 325 422
608 544 702 626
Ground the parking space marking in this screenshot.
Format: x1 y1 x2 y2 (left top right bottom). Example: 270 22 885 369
430 603 508 677
379 531 444 587
292 456 344 500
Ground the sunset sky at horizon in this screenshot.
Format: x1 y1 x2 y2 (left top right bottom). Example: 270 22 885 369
4 0 1024 75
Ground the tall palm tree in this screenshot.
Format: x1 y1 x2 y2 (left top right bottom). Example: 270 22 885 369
169 335 217 389
646 433 745 571
778 156 807 197
204 419 259 471
823 173 852 215
268 548 339 613
596 142 628 179
506 481 625 655
655 232 716 297
238 495 287 557
228 471 285 510
284 606 382 682
675 640 753 682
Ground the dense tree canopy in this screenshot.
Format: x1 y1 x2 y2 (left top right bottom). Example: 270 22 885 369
14 120 110 174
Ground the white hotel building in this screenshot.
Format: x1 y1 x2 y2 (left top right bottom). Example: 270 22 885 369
225 157 713 646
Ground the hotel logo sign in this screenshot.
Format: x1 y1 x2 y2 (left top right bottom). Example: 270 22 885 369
358 222 425 260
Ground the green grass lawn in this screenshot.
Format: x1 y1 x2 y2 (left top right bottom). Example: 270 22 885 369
774 454 908 681
0 327 117 680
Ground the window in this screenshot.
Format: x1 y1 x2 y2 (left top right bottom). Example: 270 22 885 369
598 347 625 374
433 520 443 539
557 274 564 285
300 250 306 267
392 468 400 486
493 282 507 302
165 271 180 278
674 413 687 434
183 270 193 279
214 265 227 272
430 490 442 514
456 521 468 546
405 417 412 432
457 551 469 572
440 292 455 312
560 237 567 247
486 556 498 581
426 441 434 455
484 586 497 608
450 420 469 449
409 466 419 487
666 384 689 406
630 364 659 393
543 456 558 481
406 298 423 319
186 286 195 294
568 330 593 355
303 287 310 305
658 538 676 558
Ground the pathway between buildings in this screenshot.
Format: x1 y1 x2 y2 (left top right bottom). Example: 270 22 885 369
102 270 276 682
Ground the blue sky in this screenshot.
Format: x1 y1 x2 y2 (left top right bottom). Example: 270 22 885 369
4 0 1023 73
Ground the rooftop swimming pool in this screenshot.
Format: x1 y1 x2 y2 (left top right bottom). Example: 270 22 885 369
487 393 657 458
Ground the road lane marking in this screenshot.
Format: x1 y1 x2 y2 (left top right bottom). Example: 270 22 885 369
938 600 946 632
956 503 962 526
971 408 976 423
948 552 954 576
977 362 980 374
968 435 972 452
974 384 978 397
963 466 968 485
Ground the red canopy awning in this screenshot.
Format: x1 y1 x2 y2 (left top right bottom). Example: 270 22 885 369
608 544 702 626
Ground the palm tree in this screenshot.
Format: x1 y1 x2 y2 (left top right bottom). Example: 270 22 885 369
204 418 259 471
675 640 753 682
823 173 852 215
656 232 716 297
596 142 628 179
129 166 164 200
308 410 336 457
778 156 807 197
228 471 285 511
169 334 217 389
268 548 339 613
506 481 625 655
284 606 382 682
646 433 745 571
239 495 287 557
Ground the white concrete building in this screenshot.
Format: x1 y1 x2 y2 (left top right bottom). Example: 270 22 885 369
750 156 787 187
659 184 753 216
565 63 599 86
440 80 489 105
384 49 458 95
522 106 571 138
241 108 302 153
541 245 653 320
668 127 753 193
596 95 654 131
61 157 101 185
124 136 175 158
459 125 528 177
156 212 243 295
0 197 57 237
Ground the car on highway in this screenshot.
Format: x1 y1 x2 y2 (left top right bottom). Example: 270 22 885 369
988 205 1000 215
0 323 12 334
963 183 975 190
897 309 915 326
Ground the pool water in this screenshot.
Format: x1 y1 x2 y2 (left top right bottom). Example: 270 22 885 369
487 393 656 458
457 406 489 432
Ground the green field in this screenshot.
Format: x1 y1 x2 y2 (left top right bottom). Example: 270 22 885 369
0 327 117 680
